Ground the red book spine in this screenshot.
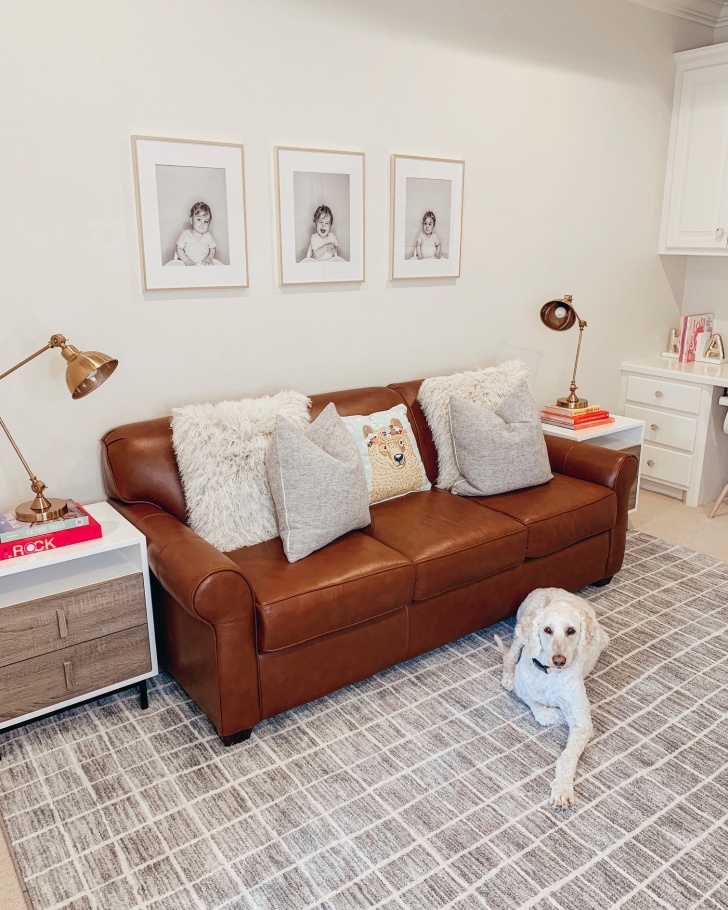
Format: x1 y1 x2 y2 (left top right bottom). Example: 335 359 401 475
0 514 102 560
570 417 615 430
541 409 610 423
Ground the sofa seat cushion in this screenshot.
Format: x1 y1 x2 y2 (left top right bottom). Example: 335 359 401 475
362 489 527 601
475 473 616 558
227 532 414 652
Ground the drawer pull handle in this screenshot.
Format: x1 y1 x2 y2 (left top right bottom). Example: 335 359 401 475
654 391 663 399
56 610 68 639
63 660 74 691
647 459 655 467
650 423 659 431
717 228 725 241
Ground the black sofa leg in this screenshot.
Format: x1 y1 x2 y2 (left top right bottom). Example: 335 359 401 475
222 728 254 747
592 576 613 587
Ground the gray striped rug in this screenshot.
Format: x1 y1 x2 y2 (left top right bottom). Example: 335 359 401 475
0 531 726 910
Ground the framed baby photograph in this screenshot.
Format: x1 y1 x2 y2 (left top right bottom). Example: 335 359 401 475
132 136 248 291
390 154 464 280
275 147 365 286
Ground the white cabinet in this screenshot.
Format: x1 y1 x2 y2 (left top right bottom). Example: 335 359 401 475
660 42 728 255
0 502 157 735
620 358 728 507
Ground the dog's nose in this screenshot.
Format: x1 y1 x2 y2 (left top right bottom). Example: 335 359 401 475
552 655 567 667
394 454 404 464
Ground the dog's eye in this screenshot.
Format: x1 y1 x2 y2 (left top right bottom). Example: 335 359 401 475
543 627 552 635
566 627 576 636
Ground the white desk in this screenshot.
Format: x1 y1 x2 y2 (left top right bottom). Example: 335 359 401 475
620 357 728 507
541 415 645 513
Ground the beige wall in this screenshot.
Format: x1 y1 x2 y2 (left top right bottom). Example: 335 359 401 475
0 0 714 509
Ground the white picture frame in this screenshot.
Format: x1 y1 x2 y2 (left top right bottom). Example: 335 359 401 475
390 154 464 280
275 147 365 286
132 136 248 291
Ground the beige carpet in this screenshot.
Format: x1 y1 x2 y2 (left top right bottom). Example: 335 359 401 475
631 491 728 564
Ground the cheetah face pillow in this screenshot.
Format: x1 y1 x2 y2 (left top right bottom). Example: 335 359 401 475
341 404 431 504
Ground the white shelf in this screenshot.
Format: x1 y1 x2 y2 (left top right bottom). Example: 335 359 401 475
0 549 141 610
620 357 728 388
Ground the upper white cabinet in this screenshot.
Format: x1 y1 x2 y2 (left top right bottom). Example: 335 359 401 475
660 43 728 255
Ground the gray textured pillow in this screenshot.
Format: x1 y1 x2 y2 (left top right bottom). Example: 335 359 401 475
450 382 553 497
266 402 371 562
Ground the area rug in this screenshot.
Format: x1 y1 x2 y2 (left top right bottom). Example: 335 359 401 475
1 531 726 910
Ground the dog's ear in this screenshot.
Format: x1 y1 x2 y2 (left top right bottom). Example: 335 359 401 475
515 609 542 658
574 601 598 656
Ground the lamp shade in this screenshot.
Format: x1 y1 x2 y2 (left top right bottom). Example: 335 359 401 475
62 346 119 399
540 297 577 332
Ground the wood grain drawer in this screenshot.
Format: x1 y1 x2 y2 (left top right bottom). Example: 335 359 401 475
0 573 146 669
0 625 151 723
624 404 698 453
642 443 693 487
625 375 701 414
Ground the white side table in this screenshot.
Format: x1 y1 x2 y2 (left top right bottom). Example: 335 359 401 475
542 415 645 513
0 502 157 743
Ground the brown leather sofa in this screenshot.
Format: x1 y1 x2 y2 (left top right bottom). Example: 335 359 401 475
101 380 638 745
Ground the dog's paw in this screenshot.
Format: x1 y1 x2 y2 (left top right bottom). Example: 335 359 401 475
531 705 560 727
500 672 515 692
550 782 575 810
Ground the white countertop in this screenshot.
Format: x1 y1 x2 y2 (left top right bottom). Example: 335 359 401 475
620 356 728 388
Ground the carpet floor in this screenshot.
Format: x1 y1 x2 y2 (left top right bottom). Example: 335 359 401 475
0 531 727 910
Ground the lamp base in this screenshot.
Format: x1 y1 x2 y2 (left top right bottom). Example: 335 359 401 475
15 497 69 523
555 395 589 409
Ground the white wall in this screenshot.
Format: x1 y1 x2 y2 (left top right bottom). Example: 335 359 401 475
0 0 714 510
682 258 728 340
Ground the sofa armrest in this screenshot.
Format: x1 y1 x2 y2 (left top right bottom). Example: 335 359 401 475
107 501 254 626
545 435 638 493
545 436 638 581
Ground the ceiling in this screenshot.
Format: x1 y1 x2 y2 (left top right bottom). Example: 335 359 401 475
628 0 728 27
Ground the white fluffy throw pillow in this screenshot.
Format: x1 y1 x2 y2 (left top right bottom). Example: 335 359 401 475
171 390 311 551
417 360 530 490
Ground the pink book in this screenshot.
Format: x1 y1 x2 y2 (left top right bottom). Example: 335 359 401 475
679 313 713 363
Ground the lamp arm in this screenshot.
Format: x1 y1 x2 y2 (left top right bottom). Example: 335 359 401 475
570 319 587 389
0 416 40 485
0 335 67 384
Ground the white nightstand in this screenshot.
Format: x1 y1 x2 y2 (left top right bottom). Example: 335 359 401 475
0 502 157 744
541 415 645 513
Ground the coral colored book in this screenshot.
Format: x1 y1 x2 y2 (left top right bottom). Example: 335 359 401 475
0 506 101 560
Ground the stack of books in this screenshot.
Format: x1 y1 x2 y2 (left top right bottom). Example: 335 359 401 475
0 501 102 560
540 404 615 430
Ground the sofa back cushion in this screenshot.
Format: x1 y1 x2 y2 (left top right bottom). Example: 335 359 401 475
102 417 187 522
387 380 438 483
103 387 409 525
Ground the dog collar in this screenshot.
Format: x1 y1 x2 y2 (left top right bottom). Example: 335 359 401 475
532 658 552 674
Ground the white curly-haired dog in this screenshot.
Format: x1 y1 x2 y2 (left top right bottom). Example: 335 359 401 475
494 587 609 809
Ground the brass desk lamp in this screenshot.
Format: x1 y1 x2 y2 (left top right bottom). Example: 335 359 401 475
540 295 588 409
1 334 118 522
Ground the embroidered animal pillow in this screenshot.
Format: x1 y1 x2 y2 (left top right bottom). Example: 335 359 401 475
341 404 431 504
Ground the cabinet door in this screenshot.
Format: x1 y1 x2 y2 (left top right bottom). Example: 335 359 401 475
662 62 728 253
